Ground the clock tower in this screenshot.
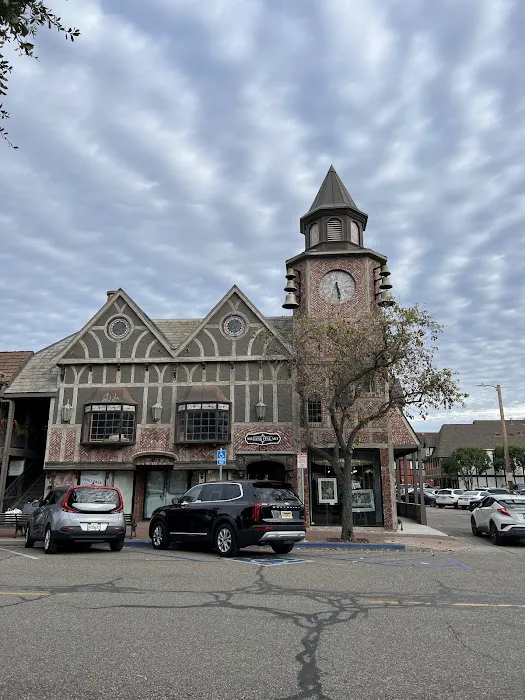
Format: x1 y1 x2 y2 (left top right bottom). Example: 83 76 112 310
282 165 393 315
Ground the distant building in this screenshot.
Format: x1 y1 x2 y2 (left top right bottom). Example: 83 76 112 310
424 420 525 489
396 432 438 486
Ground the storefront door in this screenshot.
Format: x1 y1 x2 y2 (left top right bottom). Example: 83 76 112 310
144 470 194 518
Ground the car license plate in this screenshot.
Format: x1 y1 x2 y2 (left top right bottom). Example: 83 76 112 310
281 511 293 519
87 523 101 531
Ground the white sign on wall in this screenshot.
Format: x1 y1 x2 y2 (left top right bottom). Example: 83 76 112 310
297 453 308 470
80 471 106 487
8 459 25 477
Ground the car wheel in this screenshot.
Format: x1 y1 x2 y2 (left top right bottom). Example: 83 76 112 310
490 521 504 546
215 523 238 557
44 527 58 554
151 521 169 550
471 517 482 537
24 525 35 548
270 543 295 555
453 503 459 509
429 501 436 507
109 540 124 552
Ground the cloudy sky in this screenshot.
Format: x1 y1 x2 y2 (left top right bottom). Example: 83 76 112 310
1 0 524 432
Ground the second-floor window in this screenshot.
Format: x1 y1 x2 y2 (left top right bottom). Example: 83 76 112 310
82 403 136 444
176 402 230 443
307 397 322 424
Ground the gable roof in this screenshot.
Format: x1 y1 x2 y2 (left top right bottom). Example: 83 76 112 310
55 289 176 363
431 420 525 460
153 319 202 348
4 336 73 396
172 285 291 358
0 351 33 387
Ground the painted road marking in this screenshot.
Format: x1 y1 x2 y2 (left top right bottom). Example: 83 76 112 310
0 548 39 560
233 557 311 567
338 554 471 570
0 591 50 597
366 599 525 609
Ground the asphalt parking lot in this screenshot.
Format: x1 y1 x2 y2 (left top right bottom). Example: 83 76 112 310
1 534 525 700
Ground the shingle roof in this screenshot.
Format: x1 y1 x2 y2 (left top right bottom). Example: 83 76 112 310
153 319 202 348
0 351 33 385
4 337 73 396
305 165 363 217
416 432 439 449
431 421 525 459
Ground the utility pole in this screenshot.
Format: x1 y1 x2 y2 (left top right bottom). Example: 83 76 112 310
496 384 513 492
478 383 513 492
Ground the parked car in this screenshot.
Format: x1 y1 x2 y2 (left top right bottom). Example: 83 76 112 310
25 485 126 554
457 491 488 510
404 489 436 506
149 480 306 557
435 489 464 508
471 494 525 545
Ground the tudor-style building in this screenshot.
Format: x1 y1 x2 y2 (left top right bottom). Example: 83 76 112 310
2 166 418 528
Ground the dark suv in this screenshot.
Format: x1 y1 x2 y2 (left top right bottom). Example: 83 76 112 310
149 480 306 557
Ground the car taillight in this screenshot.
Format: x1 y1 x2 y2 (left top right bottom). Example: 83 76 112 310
497 507 511 517
251 504 262 522
111 492 124 513
61 490 78 513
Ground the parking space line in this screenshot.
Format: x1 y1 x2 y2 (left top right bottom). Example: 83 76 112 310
0 591 49 597
0 548 39 560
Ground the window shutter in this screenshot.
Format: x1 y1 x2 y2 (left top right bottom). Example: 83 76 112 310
327 218 343 241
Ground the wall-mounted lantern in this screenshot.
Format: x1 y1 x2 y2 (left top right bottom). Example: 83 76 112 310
152 402 162 422
60 402 73 423
255 400 267 421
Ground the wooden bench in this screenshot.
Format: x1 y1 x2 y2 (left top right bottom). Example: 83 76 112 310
0 513 30 537
125 514 137 538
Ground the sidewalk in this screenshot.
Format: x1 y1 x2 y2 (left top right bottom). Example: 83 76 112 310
0 518 455 551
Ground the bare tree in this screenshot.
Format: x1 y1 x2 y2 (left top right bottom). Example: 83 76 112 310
268 306 466 540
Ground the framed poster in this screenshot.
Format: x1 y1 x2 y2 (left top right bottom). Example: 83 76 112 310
318 477 338 505
352 489 375 512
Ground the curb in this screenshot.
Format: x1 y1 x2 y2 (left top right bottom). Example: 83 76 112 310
123 540 405 551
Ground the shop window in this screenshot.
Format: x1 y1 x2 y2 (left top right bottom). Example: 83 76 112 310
176 401 230 443
82 403 136 445
307 397 322 424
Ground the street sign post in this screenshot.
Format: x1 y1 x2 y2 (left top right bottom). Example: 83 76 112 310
217 449 227 480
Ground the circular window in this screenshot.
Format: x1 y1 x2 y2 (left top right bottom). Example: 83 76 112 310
108 317 131 340
223 315 246 337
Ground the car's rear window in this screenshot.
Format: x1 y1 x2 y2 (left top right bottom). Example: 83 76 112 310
462 492 478 496
499 499 525 509
488 489 508 493
252 484 301 503
438 490 452 495
68 488 120 506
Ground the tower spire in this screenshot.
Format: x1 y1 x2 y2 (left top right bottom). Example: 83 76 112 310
306 165 364 217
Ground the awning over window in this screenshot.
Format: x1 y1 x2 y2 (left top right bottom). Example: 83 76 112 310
85 387 137 405
178 386 229 404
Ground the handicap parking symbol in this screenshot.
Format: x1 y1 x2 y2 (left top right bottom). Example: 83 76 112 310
233 557 311 567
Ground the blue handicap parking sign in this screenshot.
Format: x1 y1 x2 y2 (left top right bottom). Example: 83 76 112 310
217 449 227 466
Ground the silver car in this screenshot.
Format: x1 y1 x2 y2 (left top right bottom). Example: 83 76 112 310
471 494 525 545
25 485 126 554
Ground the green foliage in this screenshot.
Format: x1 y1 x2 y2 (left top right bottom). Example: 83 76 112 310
493 445 525 478
442 447 491 489
0 0 80 147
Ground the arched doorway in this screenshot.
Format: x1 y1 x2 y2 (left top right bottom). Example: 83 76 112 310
246 460 286 482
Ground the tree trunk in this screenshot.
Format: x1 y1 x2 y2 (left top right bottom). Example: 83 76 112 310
340 452 354 540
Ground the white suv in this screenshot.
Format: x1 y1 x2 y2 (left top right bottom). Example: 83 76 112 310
471 494 525 545
435 489 464 509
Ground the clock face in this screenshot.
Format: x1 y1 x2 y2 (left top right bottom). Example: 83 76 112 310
319 270 356 304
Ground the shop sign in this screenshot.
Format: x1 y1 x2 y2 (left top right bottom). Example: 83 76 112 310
80 471 106 487
245 432 281 446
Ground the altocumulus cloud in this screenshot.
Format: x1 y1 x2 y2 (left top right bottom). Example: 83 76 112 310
1 0 525 431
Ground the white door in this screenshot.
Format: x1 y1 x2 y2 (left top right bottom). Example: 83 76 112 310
475 497 494 531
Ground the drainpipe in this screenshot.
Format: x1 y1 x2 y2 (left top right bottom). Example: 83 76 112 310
0 399 15 512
